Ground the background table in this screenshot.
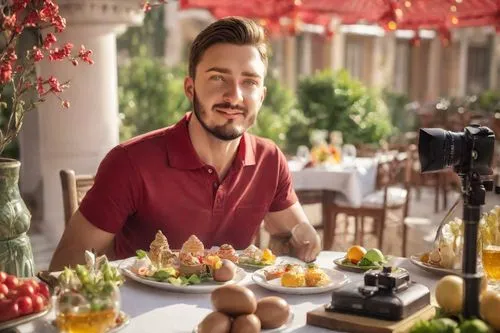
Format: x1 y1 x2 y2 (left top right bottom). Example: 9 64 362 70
17 251 442 333
290 158 378 207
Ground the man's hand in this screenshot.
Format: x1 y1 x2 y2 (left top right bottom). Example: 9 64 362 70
290 222 321 263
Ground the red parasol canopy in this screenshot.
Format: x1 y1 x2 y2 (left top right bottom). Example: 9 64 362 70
179 0 500 35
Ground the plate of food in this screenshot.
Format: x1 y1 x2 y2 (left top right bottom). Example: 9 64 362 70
236 245 279 271
409 252 461 276
0 273 52 331
333 246 392 272
252 263 349 295
121 231 246 293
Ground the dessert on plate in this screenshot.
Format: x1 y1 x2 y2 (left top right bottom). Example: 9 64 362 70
217 244 239 263
149 230 177 268
179 235 206 276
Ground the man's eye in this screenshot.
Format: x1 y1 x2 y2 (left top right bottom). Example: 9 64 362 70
243 79 258 86
211 75 224 81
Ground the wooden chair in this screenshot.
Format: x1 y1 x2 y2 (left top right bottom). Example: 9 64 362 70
323 151 412 252
59 169 95 226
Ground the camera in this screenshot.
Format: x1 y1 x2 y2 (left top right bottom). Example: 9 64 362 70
326 267 430 320
418 124 497 319
418 125 495 177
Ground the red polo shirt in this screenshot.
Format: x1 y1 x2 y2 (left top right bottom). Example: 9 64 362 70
79 113 298 259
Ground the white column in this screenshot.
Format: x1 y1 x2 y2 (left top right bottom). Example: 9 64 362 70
490 34 500 90
283 36 297 91
299 33 312 76
329 23 345 71
371 32 396 89
426 37 442 101
164 0 183 67
458 31 469 97
33 1 144 242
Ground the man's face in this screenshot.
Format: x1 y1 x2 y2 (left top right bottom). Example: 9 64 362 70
185 43 267 141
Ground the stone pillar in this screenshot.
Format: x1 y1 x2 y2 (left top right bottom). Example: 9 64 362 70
426 37 442 101
327 21 345 71
283 36 297 91
32 1 144 243
457 31 469 97
371 33 396 89
164 0 183 67
299 33 312 77
489 34 500 90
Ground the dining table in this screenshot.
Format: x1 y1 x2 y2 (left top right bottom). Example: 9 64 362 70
13 251 443 333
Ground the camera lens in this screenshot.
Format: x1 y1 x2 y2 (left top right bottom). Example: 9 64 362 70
418 128 465 173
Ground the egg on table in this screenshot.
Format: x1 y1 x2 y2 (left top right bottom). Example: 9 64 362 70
197 311 232 333
211 285 257 316
255 296 290 329
230 314 261 333
213 259 237 282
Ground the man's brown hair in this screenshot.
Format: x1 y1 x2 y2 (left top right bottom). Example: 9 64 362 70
188 16 268 79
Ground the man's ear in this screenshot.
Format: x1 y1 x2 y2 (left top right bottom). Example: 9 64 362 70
184 77 194 101
260 86 267 106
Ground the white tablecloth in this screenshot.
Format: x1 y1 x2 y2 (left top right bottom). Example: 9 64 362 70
18 251 442 333
290 158 378 207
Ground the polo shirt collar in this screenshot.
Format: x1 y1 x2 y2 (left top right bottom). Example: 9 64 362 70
166 112 256 170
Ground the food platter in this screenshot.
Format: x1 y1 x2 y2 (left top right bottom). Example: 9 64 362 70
252 267 349 295
333 255 393 273
121 257 247 293
409 254 461 276
0 305 51 331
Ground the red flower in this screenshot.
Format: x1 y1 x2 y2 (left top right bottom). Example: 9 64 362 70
43 33 57 49
39 1 60 22
23 11 39 27
62 100 70 108
47 76 63 93
6 48 17 62
51 15 66 33
2 14 17 30
36 77 45 95
78 45 94 65
32 48 44 62
0 63 13 84
49 43 73 61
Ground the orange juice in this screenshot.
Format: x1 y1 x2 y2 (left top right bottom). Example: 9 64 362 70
56 308 117 333
482 245 500 281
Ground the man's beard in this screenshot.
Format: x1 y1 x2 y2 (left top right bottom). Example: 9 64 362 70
192 91 248 141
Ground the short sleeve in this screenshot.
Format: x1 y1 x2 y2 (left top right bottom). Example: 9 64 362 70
78 145 142 234
269 147 298 212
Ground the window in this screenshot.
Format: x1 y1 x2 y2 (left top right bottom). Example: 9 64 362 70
467 45 491 94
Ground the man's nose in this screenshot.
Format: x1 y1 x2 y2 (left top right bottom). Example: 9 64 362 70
223 82 243 105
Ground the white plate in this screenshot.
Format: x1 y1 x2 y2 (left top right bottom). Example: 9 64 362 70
193 311 294 332
409 254 461 276
0 305 51 331
252 267 349 295
120 257 246 293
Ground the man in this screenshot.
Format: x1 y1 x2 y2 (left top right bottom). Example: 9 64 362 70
49 17 321 271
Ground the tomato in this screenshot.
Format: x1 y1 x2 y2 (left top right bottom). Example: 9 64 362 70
17 283 35 297
6 289 18 300
0 283 8 296
0 301 19 322
4 275 18 289
23 280 40 293
0 272 6 283
37 282 50 300
16 296 33 315
30 294 45 313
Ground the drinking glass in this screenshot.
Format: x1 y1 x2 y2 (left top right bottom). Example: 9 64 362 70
481 237 500 291
342 144 357 165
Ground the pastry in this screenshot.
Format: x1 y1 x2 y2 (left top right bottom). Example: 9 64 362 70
181 235 205 257
149 230 176 268
217 244 239 263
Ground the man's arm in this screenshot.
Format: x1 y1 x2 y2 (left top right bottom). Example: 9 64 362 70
264 202 321 262
49 210 115 271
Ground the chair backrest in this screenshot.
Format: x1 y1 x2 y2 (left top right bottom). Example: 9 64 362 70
60 169 95 226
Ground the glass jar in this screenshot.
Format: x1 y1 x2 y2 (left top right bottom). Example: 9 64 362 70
55 284 121 333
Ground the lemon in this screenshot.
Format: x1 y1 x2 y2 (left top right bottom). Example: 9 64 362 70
346 245 366 264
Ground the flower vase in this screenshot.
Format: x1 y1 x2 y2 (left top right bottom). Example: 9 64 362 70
0 158 35 277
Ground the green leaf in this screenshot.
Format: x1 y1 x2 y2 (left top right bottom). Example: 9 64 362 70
187 274 201 285
136 249 148 259
152 270 172 281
